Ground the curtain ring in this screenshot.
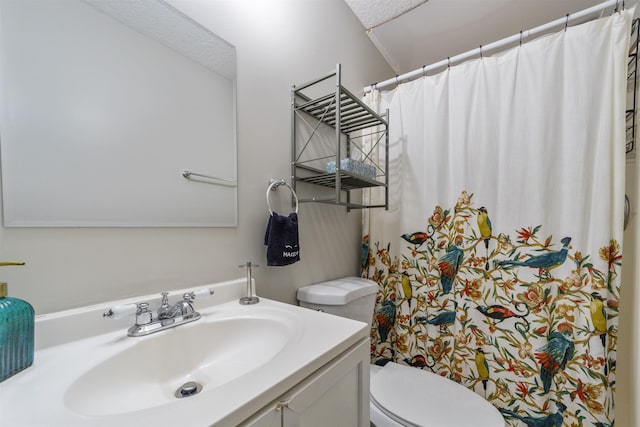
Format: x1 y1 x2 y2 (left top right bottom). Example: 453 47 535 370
519 30 523 46
447 57 451 68
422 65 427 77
395 75 399 84
564 13 569 31
479 45 483 59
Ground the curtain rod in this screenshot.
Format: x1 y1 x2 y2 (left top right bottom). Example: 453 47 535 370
364 0 620 93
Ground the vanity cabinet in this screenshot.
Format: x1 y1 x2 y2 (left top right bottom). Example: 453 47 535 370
240 338 370 427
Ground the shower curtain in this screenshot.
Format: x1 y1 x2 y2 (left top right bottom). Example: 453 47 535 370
362 10 632 426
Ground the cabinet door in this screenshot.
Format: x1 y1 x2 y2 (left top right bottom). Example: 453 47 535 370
239 403 281 427
281 339 369 427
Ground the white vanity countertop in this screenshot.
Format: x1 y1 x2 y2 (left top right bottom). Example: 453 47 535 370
0 278 369 426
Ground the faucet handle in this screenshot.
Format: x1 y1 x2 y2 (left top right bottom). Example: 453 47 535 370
191 288 214 300
160 292 170 306
103 303 137 319
175 288 213 317
180 288 214 303
183 292 195 303
158 292 180 320
176 292 198 317
135 302 153 325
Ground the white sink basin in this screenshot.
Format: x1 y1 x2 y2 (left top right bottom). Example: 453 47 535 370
0 278 368 426
64 311 297 416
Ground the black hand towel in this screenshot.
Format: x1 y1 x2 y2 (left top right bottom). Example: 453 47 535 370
264 211 300 266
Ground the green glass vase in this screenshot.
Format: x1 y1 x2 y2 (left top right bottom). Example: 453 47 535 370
0 282 34 382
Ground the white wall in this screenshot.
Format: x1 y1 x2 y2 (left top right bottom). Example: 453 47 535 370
0 0 393 314
614 9 640 417
617 153 636 426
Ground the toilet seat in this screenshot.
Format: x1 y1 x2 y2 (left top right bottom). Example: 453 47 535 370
369 362 504 427
371 397 406 427
369 364 406 427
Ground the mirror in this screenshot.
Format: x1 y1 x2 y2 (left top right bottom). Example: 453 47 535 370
0 0 237 227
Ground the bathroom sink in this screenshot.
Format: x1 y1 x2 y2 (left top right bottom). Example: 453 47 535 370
1 279 368 427
64 309 299 416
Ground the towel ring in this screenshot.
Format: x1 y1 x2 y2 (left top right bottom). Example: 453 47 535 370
266 179 299 215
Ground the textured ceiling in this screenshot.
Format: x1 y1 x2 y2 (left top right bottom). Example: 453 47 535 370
84 0 236 79
345 0 625 75
342 0 428 29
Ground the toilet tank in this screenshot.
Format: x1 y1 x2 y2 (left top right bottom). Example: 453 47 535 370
297 277 378 327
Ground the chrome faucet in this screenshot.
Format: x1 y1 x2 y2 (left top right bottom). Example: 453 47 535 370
157 292 181 319
104 289 213 337
175 292 197 316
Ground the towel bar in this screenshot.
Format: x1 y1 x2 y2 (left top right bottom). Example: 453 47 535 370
182 170 237 187
266 179 299 215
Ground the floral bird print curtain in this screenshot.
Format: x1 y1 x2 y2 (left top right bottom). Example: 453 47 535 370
364 192 621 426
362 10 632 427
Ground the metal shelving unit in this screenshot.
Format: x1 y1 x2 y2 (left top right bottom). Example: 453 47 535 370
291 64 389 211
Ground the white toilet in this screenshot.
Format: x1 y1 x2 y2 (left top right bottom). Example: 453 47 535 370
297 277 505 427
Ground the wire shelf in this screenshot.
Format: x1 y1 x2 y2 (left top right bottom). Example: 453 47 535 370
291 64 389 211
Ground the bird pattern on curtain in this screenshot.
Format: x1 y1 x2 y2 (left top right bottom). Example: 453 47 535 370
363 191 620 427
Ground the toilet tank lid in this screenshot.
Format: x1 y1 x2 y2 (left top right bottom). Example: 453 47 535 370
297 277 378 305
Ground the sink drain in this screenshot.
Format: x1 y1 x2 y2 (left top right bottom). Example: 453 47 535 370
175 381 203 398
